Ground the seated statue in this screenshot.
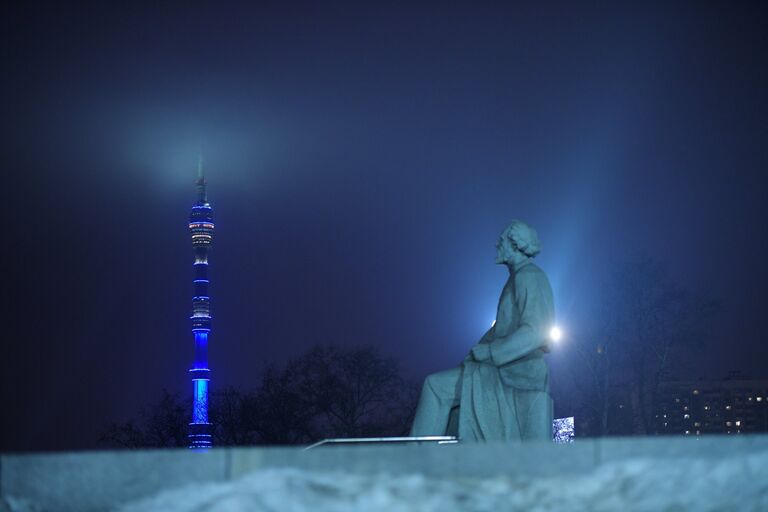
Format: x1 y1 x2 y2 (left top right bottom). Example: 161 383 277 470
410 220 555 441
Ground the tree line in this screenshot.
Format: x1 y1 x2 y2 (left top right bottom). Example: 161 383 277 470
100 346 418 448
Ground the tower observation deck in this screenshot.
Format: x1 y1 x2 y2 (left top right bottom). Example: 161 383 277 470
188 159 214 449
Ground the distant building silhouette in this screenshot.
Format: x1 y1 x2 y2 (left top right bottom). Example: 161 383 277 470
188 159 214 448
657 373 768 436
573 373 768 437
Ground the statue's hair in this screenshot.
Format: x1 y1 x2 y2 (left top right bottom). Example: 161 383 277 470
504 220 541 258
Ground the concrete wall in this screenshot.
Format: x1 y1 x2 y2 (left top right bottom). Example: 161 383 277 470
2 435 767 512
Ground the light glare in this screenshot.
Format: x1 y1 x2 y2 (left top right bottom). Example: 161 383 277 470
549 326 562 342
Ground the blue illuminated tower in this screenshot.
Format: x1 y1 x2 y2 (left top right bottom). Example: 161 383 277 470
188 158 214 448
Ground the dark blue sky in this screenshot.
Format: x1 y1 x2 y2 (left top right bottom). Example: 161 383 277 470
2 2 767 451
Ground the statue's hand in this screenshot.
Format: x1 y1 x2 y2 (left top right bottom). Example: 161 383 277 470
470 343 491 362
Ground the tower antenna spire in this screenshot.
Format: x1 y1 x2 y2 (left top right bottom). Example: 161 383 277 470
195 154 207 204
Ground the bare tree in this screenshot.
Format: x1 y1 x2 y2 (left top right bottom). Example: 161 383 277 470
99 389 189 448
98 420 146 448
570 338 613 436
602 258 717 435
290 345 413 438
209 386 258 446
249 364 319 444
566 258 718 437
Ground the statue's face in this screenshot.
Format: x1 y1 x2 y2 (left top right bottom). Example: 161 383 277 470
495 232 517 264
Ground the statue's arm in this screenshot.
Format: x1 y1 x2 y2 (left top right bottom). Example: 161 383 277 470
488 270 554 366
465 326 494 363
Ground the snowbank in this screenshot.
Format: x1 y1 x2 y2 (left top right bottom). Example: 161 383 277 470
116 450 768 512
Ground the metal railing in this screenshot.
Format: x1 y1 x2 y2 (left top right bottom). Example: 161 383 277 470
304 436 458 450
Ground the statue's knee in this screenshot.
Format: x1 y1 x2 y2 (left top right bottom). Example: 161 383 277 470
421 372 443 396
425 370 456 395
421 372 440 395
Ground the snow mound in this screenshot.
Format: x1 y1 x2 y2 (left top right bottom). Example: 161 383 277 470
116 450 768 512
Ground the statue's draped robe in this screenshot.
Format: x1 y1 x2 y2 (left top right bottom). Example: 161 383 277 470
457 260 555 441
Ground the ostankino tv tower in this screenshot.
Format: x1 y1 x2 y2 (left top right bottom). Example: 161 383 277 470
188 158 214 448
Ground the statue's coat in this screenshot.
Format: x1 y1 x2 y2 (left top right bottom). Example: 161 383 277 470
411 256 555 442
458 259 554 441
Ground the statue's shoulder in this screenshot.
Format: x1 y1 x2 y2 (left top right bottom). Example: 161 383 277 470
515 262 552 289
516 261 545 279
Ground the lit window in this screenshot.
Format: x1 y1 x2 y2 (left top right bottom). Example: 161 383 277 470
663 422 668 427
685 430 690 435
726 421 732 427
684 414 690 419
619 404 624 409
663 414 667 418
735 420 741 426
695 430 701 435
757 397 763 402
684 406 689 411
748 397 753 401
704 405 710 411
675 398 681 403
694 422 701 427
725 405 732 410
693 390 699 395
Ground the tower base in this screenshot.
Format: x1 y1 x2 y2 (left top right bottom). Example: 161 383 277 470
189 423 213 449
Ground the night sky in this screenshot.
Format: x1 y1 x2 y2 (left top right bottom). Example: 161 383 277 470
2 2 767 452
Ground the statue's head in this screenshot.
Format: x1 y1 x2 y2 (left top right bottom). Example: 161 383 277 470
495 220 541 265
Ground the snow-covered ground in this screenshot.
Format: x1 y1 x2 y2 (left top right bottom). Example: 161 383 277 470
3 447 766 512
110 450 768 512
